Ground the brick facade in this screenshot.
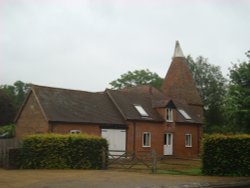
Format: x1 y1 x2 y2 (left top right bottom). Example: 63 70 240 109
51 123 101 136
15 93 49 139
126 120 201 158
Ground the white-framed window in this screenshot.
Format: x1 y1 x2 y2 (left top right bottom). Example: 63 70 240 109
70 130 81 134
185 134 192 147
166 108 173 122
142 132 151 147
134 104 149 117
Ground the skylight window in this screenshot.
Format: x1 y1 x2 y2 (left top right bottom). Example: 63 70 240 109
134 105 149 117
178 109 192 120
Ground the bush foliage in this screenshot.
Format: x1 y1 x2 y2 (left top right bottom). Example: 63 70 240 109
21 134 108 169
202 134 250 176
0 124 15 138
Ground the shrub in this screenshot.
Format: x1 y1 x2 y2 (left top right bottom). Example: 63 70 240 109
202 134 250 176
20 134 108 169
0 124 15 138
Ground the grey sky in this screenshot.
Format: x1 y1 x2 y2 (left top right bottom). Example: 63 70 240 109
1 0 250 91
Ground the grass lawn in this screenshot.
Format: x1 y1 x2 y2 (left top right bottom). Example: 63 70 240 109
157 168 202 176
109 158 203 176
156 158 202 176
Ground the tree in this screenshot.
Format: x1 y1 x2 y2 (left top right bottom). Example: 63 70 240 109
225 51 250 133
0 80 31 110
109 69 163 89
0 90 16 126
186 56 227 132
0 81 31 126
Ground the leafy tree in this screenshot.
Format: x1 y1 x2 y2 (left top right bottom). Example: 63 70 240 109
109 69 163 89
0 80 31 110
0 81 31 126
225 51 250 133
186 56 227 132
0 90 16 126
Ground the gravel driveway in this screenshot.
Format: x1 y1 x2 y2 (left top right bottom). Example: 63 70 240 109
0 169 249 188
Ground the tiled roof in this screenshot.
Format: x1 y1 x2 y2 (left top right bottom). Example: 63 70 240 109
162 42 203 106
17 41 204 125
172 99 203 124
32 85 126 125
107 88 164 122
109 85 203 124
16 84 202 125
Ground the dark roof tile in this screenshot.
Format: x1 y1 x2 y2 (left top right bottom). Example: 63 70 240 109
32 85 126 125
107 88 164 122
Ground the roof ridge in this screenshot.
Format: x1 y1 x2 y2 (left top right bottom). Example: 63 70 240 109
32 84 103 95
105 90 127 121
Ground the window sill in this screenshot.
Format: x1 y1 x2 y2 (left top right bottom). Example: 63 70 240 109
166 120 174 122
185 146 192 148
142 146 151 148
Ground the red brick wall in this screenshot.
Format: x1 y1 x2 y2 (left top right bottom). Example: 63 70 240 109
51 123 101 136
126 121 201 158
16 93 49 139
173 123 202 158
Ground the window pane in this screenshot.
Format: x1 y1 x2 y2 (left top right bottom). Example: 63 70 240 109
178 109 192 120
144 134 147 146
167 134 171 145
185 134 192 147
134 105 149 117
164 134 167 145
143 132 151 147
166 108 173 121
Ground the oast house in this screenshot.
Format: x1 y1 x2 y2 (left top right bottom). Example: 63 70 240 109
15 41 203 158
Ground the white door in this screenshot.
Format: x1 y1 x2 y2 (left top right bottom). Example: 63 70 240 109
101 129 126 156
164 133 173 155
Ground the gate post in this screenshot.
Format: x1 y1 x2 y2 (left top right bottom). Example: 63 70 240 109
102 147 107 170
151 149 157 174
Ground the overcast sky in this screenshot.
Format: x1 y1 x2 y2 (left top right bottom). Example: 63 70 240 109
1 0 250 91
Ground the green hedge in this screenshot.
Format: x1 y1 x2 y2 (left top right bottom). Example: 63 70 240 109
21 134 108 169
202 134 250 176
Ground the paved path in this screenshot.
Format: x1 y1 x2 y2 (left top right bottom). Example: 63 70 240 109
0 169 249 188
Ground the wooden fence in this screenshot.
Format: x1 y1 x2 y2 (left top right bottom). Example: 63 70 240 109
0 138 21 167
107 149 158 173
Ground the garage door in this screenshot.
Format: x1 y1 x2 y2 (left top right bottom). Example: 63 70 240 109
101 129 126 156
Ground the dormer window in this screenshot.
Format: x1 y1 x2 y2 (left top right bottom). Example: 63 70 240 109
166 108 173 122
178 109 192 120
134 104 149 117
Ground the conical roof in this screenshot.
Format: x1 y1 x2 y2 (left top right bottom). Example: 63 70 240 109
161 41 203 106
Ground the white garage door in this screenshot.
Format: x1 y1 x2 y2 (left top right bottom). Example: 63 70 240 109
101 129 126 156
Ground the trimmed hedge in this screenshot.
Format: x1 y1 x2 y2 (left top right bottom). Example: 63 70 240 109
20 134 108 169
202 134 250 176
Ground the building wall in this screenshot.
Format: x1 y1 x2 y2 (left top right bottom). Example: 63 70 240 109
126 121 201 158
15 93 49 139
173 123 202 158
15 93 201 158
52 121 201 158
52 123 101 136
